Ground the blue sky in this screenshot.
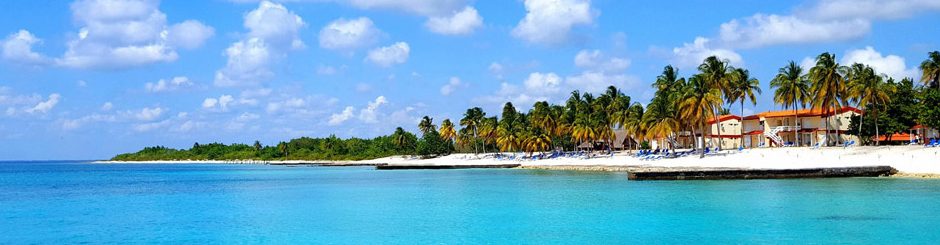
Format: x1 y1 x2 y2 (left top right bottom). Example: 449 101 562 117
1 0 938 160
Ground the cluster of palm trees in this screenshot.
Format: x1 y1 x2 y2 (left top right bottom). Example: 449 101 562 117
416 51 940 158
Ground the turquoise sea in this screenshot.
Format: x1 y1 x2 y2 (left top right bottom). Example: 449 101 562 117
2 161 940 244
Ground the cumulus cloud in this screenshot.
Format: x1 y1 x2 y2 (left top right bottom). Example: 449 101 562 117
318 17 381 51
1 30 49 65
671 37 743 69
244 0 305 49
512 0 596 45
202 95 235 111
523 72 562 95
167 20 215 49
24 93 61 114
358 96 387 123
215 1 302 87
565 71 635 94
215 38 273 87
841 46 918 80
718 14 869 48
145 76 193 92
265 97 306 114
440 77 464 96
366 42 410 67
133 106 164 121
574 49 630 72
424 6 483 35
803 0 940 21
100 102 113 111
49 0 214 69
328 106 355 125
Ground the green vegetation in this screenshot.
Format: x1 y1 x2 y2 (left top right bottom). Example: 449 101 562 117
114 51 940 161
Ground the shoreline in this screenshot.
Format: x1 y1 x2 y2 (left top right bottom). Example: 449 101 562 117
96 146 940 178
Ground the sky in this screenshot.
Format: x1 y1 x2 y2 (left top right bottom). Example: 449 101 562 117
1 0 938 160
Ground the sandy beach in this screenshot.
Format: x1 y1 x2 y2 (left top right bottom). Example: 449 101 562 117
358 146 940 176
97 146 940 177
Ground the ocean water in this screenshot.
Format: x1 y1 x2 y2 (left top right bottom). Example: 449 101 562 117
2 161 939 244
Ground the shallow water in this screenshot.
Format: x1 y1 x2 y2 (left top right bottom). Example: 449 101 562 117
2 161 939 244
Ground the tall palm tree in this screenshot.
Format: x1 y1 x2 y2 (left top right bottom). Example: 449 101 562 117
478 117 498 153
439 119 457 144
729 68 761 148
460 107 485 154
771 61 810 147
808 52 848 146
920 51 940 89
418 116 436 135
698 56 735 150
497 102 521 153
847 63 893 145
678 75 723 158
645 65 686 151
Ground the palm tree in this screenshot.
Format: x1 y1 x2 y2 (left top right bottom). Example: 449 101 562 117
771 61 810 147
808 52 848 146
729 68 761 148
645 65 686 151
460 107 485 154
523 131 552 156
920 51 940 89
479 116 499 152
698 56 735 150
847 63 893 145
678 75 723 158
497 102 521 153
439 119 457 144
418 116 436 135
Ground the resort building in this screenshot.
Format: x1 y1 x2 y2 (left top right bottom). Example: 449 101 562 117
700 115 744 149
741 106 862 148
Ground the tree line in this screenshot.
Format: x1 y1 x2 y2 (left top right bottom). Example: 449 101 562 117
113 51 940 160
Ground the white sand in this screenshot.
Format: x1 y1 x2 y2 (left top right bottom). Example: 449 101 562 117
97 146 940 175
367 146 940 175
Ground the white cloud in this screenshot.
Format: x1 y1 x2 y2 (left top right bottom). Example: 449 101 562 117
60 113 116 130
215 1 303 87
366 42 410 67
671 37 743 69
511 0 595 45
77 80 87 87
424 6 483 35
804 0 940 21
718 14 869 48
244 0 305 49
100 102 113 111
488 62 504 74
214 38 273 87
574 49 630 72
318 17 381 51
440 77 464 96
133 107 164 121
1 30 48 65
167 20 215 49
524 72 562 94
565 71 635 94
265 97 306 114
236 112 260 121
203 95 235 111
342 0 468 16
52 0 214 69
24 93 60 114
328 106 355 125
841 46 918 80
358 96 387 123
145 76 193 92
799 56 816 71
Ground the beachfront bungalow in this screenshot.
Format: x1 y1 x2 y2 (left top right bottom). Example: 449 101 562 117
741 106 862 148
703 115 743 149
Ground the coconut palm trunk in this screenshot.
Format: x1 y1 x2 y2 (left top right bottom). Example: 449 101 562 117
699 120 706 158
874 110 880 146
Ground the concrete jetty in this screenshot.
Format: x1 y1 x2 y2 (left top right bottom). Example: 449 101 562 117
376 164 521 170
627 166 898 180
